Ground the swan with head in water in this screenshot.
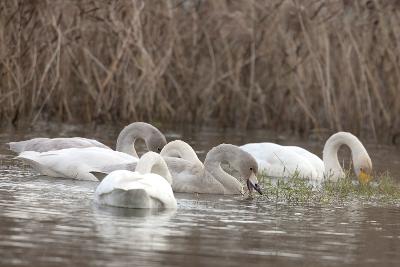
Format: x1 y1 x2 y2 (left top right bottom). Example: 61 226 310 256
8 122 167 157
93 140 262 195
95 152 176 209
15 122 167 181
240 132 372 184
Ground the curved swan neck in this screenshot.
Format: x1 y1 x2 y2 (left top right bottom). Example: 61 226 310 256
204 144 243 194
323 132 367 180
115 122 156 157
136 152 172 184
160 140 203 166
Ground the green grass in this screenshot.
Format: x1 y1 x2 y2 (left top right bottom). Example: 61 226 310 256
257 171 400 205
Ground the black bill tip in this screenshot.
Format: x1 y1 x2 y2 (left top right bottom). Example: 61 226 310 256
247 179 263 195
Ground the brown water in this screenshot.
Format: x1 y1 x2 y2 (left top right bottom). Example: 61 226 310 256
0 123 399 267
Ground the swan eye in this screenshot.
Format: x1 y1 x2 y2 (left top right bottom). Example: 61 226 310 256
250 167 253 171
157 147 161 152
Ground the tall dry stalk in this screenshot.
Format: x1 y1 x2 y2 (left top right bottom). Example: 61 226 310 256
0 0 399 141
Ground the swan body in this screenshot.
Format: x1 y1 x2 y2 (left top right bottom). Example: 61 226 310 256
8 122 167 157
94 152 176 209
240 143 324 179
8 137 110 153
166 157 227 194
241 132 372 183
93 140 262 195
17 147 137 181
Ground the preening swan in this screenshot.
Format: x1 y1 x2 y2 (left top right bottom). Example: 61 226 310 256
94 152 176 209
93 140 262 195
17 147 137 181
8 122 167 157
241 132 372 183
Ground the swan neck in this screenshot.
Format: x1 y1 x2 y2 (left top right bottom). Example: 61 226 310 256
323 132 363 180
204 149 243 194
116 136 138 157
116 123 151 157
136 153 172 184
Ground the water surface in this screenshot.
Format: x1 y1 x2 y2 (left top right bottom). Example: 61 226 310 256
0 123 399 266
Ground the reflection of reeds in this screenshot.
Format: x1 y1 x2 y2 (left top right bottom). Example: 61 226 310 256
0 1 399 140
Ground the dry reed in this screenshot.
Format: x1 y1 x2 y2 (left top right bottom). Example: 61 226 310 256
0 0 399 141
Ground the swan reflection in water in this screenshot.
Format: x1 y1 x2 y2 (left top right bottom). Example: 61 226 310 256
92 203 178 253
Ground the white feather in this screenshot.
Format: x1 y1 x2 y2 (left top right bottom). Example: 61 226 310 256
17 147 137 181
240 132 371 182
9 137 110 153
240 143 323 179
94 152 176 209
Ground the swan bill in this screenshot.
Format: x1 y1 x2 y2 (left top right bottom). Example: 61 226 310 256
247 173 262 195
358 170 372 185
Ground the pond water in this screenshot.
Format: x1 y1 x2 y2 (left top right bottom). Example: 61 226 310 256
0 123 399 266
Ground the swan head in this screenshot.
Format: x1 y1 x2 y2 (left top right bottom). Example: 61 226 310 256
146 130 167 153
353 154 373 185
238 152 262 195
205 144 263 195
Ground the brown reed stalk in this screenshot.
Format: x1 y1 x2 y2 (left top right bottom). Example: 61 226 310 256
0 0 399 141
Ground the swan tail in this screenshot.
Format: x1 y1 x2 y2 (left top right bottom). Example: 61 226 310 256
8 141 27 153
16 151 40 161
16 151 47 174
16 151 63 178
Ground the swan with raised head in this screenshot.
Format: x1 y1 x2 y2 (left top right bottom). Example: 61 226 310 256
93 140 263 195
94 152 176 209
8 122 167 157
240 132 372 183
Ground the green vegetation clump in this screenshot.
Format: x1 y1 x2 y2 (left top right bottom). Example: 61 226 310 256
257 171 400 205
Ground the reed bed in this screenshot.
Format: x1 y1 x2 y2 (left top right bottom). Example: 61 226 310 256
0 0 399 141
258 171 400 205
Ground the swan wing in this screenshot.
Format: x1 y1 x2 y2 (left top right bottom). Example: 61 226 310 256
162 157 225 194
93 156 199 176
95 170 177 209
94 162 137 174
90 162 138 181
17 147 137 181
9 137 110 153
241 143 319 179
92 157 201 183
164 157 202 174
286 146 325 177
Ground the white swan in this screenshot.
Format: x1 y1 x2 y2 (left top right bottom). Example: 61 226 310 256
94 152 176 209
322 132 372 183
93 140 263 195
8 122 167 157
240 143 324 179
240 132 372 183
17 147 137 181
